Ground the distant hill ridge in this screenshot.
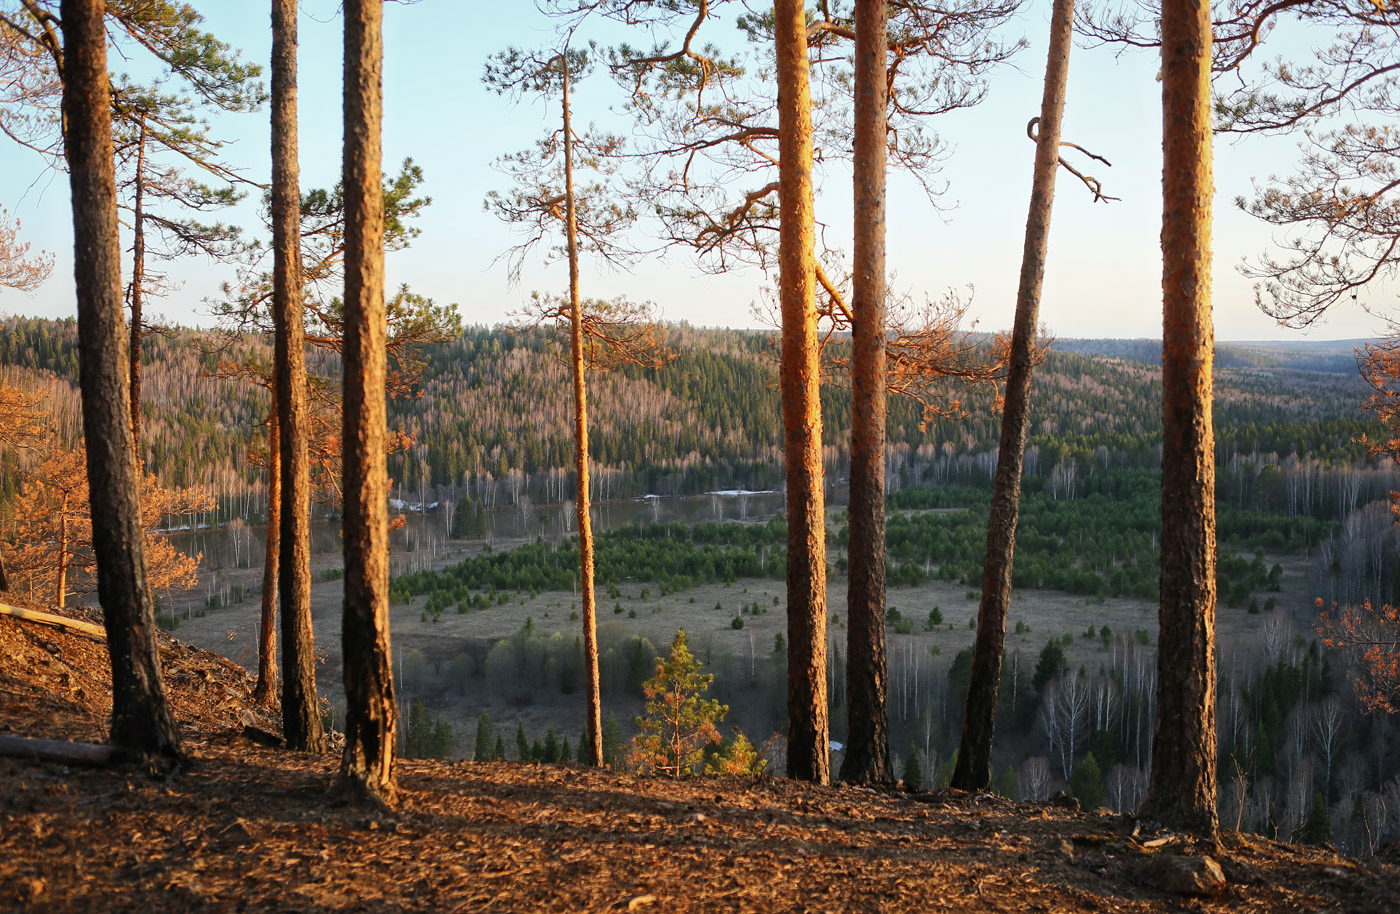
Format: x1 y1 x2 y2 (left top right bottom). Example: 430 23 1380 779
1051 337 1372 373
0 318 1381 506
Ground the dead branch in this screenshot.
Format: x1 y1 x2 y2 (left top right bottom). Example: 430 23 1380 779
0 602 106 638
0 734 119 766
1027 118 1120 203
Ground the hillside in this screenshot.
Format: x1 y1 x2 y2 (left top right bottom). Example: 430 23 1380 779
0 318 1381 515
2 601 1396 913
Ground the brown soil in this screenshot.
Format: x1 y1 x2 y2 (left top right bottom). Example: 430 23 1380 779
3 601 1396 913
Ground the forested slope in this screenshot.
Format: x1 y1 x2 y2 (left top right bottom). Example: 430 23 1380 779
0 317 1378 512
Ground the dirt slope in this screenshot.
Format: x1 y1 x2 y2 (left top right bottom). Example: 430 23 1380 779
2 604 1395 913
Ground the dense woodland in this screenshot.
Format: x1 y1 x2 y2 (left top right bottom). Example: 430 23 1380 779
0 318 1380 512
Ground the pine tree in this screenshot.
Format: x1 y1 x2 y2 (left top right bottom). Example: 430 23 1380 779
60 0 180 764
629 630 727 778
842 0 893 789
494 735 506 761
272 0 325 754
775 0 829 788
1142 0 1219 838
954 0 1076 794
338 0 397 805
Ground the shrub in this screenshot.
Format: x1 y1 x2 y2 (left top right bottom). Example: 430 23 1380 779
731 615 744 630
704 731 767 776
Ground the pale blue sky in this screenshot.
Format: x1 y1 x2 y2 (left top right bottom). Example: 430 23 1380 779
0 0 1389 342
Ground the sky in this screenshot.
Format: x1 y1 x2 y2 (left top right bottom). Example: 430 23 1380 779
0 0 1391 343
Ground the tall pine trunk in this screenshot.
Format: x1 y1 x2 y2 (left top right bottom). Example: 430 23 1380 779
254 406 279 707
340 0 396 803
952 0 1074 792
62 0 180 762
271 0 325 752
127 110 147 449
841 0 891 787
775 0 828 785
1142 0 1218 837
561 60 604 767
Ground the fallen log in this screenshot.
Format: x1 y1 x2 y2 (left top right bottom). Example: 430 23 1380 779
0 603 105 639
0 734 118 767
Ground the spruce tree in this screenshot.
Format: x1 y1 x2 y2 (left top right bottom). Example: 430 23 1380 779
901 745 923 791
601 715 622 769
1033 640 1068 694
474 712 494 762
1068 752 1106 811
1295 792 1332 846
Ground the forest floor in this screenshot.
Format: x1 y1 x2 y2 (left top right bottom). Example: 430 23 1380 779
3 600 1395 913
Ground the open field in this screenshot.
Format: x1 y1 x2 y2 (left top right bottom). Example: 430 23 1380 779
163 511 1322 761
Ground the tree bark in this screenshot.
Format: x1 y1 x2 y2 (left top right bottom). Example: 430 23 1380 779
841 0 891 788
127 110 146 449
952 0 1074 793
775 0 829 785
254 405 279 707
562 59 604 768
340 0 396 803
271 0 325 753
1141 0 1218 838
62 0 180 763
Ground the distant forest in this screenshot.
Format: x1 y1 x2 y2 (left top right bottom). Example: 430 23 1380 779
0 317 1380 518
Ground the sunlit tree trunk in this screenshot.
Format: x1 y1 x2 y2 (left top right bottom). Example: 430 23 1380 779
561 59 604 768
340 0 396 803
271 0 325 752
127 109 147 449
775 0 828 785
1141 0 1218 837
254 407 279 707
841 0 891 787
55 492 69 608
62 0 180 762
952 0 1074 792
